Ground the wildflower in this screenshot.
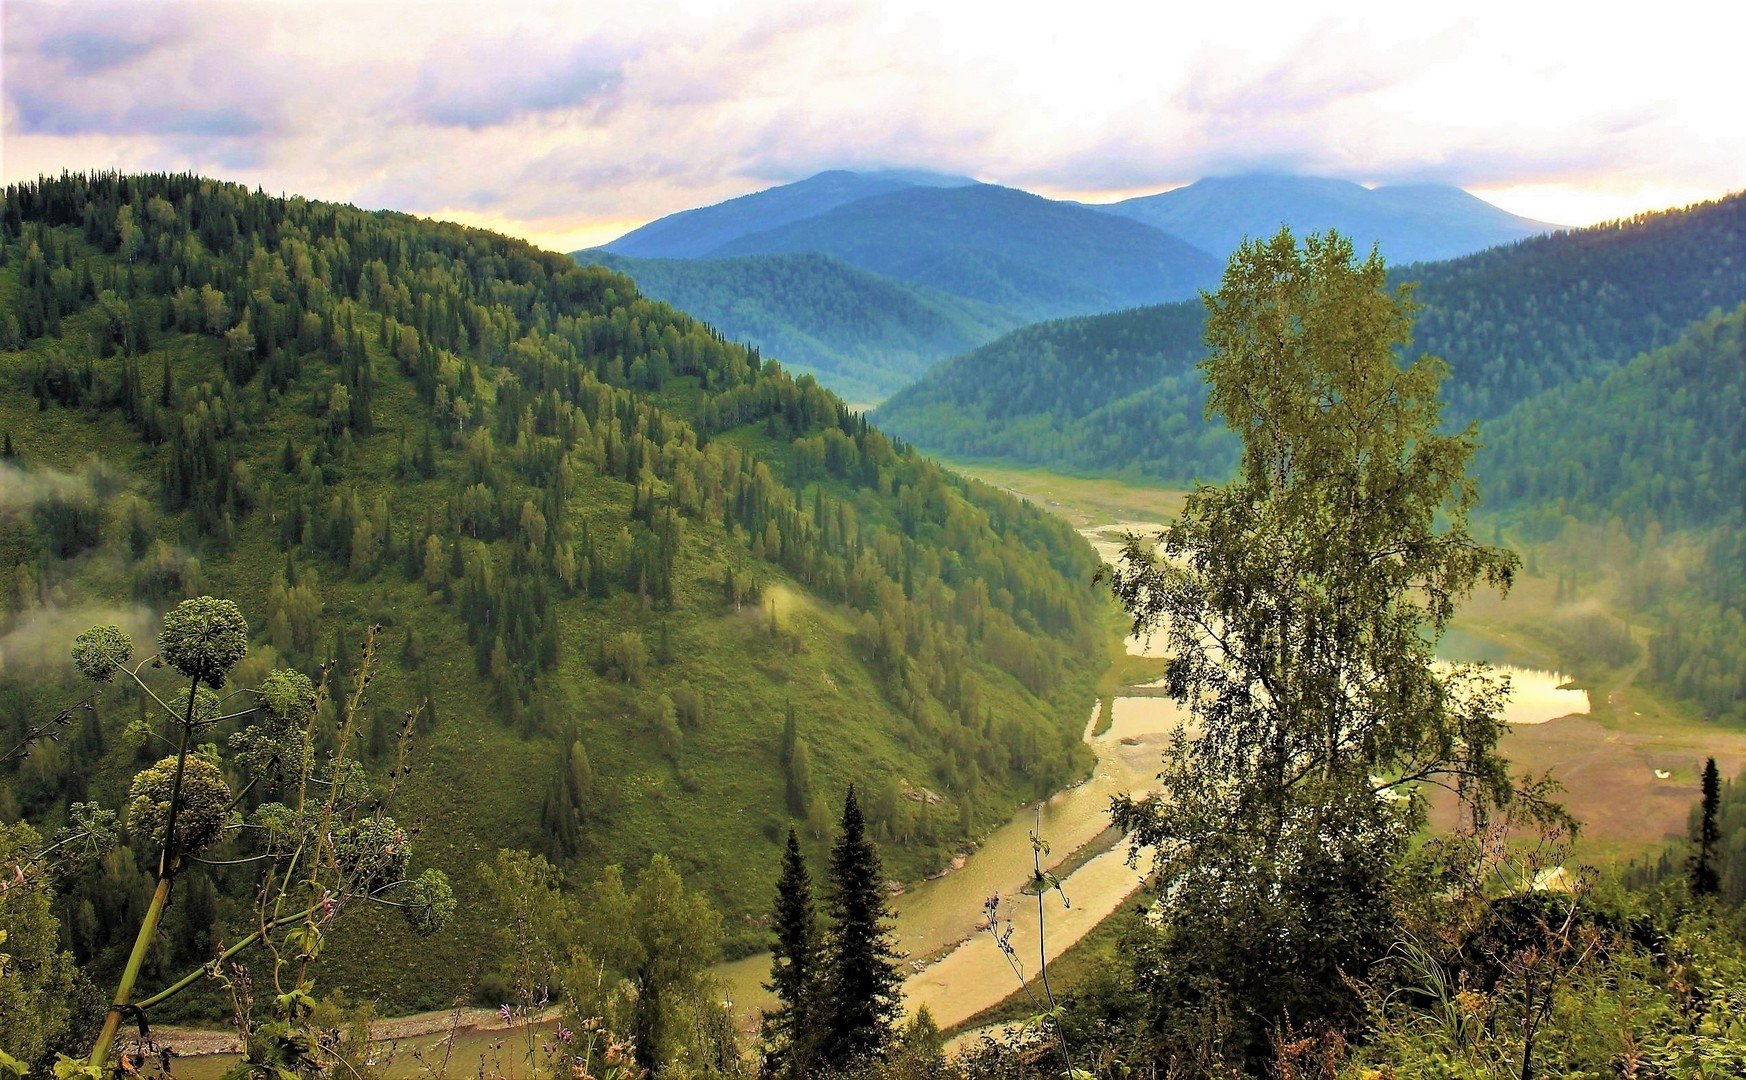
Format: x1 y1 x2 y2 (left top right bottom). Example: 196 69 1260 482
499 1003 514 1023
554 1024 573 1044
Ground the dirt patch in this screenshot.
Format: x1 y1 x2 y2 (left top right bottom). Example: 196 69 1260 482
1426 712 1746 854
148 1006 544 1059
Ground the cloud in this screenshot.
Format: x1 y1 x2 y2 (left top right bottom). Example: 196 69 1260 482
4 1 281 142
406 39 629 129
38 26 169 73
10 87 266 138
2 0 1742 244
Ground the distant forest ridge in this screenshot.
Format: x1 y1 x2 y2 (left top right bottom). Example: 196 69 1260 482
575 250 1025 401
874 190 1746 485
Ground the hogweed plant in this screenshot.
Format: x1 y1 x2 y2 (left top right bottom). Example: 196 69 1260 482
13 597 454 1078
977 809 1078 1079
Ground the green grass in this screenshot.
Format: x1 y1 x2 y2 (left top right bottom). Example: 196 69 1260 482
940 459 1188 529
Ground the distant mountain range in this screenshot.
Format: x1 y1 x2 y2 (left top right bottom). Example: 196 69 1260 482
578 169 1562 400
1089 174 1556 267
604 169 979 259
873 192 1746 482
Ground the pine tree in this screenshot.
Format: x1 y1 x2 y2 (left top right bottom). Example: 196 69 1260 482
820 785 902 1068
1693 757 1721 896
762 827 820 1079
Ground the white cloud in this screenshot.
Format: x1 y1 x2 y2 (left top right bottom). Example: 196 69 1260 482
3 0 1743 248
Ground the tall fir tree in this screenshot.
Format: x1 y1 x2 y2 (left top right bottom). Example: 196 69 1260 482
820 785 902 1068
1693 757 1722 896
763 827 820 1079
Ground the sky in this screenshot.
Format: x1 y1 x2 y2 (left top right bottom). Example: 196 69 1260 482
4 0 1744 253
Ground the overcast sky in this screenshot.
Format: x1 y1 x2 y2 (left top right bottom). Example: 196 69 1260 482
5 0 1743 252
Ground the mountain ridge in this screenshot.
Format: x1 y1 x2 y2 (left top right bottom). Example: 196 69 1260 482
590 168 1569 400
1090 173 1557 264
701 182 1224 319
874 191 1746 482
603 168 979 259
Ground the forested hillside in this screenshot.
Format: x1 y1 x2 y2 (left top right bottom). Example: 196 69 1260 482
1479 303 1744 530
870 304 1237 480
0 172 1109 1012
573 250 1023 401
1478 304 1745 723
877 192 1746 481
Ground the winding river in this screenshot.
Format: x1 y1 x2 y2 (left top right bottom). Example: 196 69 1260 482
715 520 1589 1030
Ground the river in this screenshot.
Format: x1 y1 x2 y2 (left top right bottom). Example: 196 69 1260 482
714 521 1590 1030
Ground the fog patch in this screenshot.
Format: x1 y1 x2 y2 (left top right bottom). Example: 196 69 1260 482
0 460 120 517
0 602 159 681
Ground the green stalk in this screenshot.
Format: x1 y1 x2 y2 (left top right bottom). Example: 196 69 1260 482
135 903 320 1012
88 674 200 1069
87 874 173 1067
1032 810 1074 1079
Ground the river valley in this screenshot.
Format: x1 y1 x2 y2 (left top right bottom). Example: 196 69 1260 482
714 515 1591 1030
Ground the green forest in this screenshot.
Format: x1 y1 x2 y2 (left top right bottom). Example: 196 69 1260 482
870 303 1239 481
0 172 1115 1065
1475 304 1746 725
574 251 1024 402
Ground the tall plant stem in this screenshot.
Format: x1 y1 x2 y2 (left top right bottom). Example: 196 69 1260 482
1031 808 1074 1078
134 903 321 1012
88 674 200 1068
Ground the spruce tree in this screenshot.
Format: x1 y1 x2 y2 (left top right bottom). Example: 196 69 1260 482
820 785 902 1068
763 827 820 1079
1693 757 1722 896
